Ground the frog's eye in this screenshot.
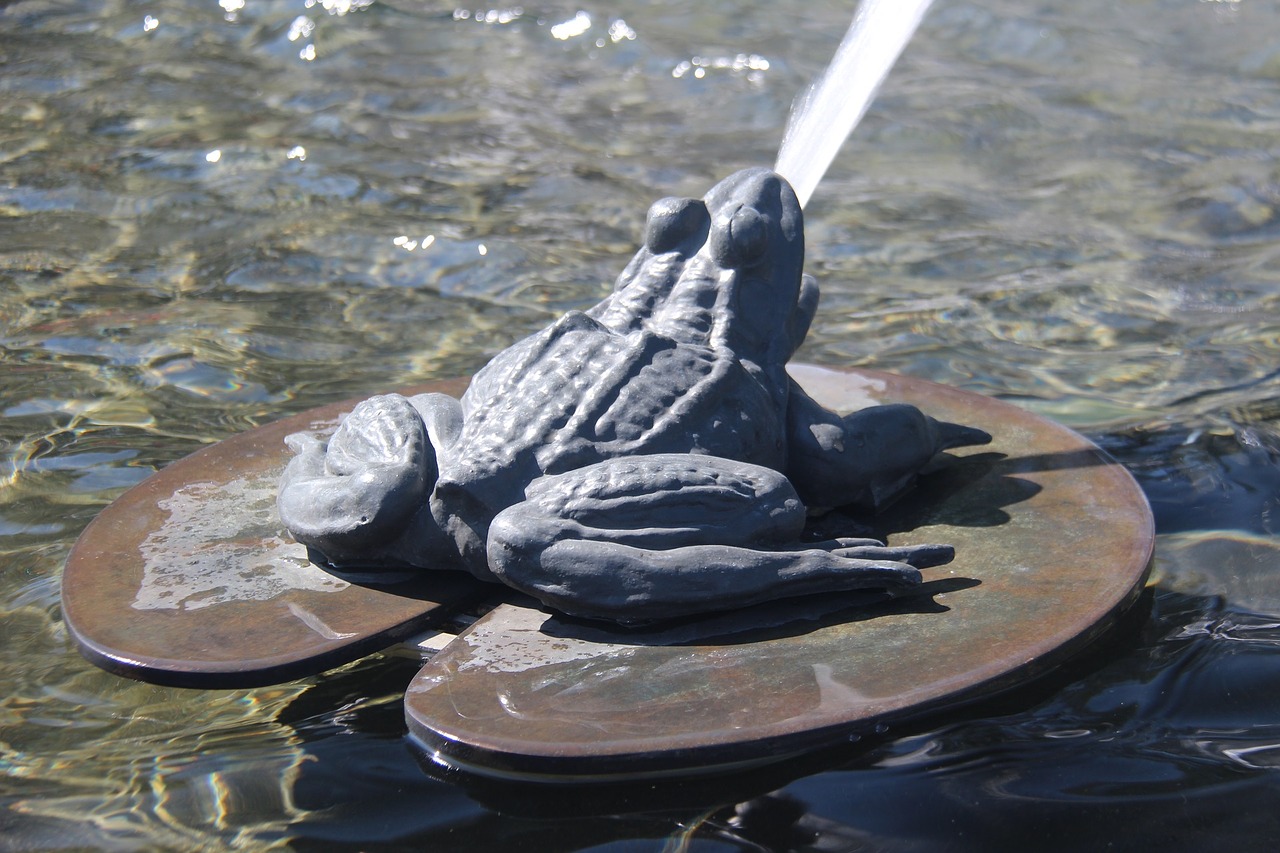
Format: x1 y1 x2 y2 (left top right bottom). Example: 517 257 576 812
710 206 768 268
645 197 709 253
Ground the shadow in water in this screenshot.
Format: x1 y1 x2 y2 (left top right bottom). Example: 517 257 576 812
1098 422 1280 535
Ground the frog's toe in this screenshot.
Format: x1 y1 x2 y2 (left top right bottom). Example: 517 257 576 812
832 541 954 569
930 418 992 452
284 432 324 457
821 556 922 591
827 536 886 549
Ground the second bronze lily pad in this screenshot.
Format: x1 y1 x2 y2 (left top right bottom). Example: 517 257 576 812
403 365 1154 779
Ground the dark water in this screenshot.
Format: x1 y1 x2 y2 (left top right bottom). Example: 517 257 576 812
3 0 1280 849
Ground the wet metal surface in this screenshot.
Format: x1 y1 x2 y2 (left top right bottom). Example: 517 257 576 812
62 378 489 688
405 365 1155 779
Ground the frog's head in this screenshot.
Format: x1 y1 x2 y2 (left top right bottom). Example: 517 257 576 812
647 168 808 358
698 167 810 361
603 168 814 363
699 167 803 266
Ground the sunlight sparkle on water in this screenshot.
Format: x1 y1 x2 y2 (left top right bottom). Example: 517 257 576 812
454 8 524 25
607 19 636 42
288 16 315 42
672 54 769 82
550 11 591 40
305 0 374 16
393 234 435 252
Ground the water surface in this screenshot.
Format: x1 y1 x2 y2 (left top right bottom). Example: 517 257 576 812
3 0 1280 849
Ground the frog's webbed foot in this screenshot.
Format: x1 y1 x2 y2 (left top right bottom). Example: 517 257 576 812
485 454 946 623
783 537 954 572
278 393 459 568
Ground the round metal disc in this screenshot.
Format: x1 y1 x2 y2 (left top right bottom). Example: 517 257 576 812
62 378 489 688
404 365 1155 780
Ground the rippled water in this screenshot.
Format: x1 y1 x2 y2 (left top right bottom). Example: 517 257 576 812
3 0 1280 849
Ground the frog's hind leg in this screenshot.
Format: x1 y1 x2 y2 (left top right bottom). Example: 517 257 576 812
785 382 992 512
278 392 460 569
486 454 950 623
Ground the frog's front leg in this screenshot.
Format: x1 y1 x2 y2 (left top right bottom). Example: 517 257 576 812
278 392 461 569
485 454 950 623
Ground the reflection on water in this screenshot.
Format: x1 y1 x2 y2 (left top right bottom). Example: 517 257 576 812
3 0 1280 848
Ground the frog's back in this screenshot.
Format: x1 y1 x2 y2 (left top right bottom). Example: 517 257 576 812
441 311 784 508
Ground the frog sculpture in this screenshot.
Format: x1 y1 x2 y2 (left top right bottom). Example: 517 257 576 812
278 168 990 623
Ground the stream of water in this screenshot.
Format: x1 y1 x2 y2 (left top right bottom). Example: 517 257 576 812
3 0 1280 849
775 0 935 208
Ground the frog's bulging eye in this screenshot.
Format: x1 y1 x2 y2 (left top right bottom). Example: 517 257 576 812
645 197 709 254
710 206 768 268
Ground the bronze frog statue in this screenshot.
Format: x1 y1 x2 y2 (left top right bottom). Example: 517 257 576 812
278 168 989 623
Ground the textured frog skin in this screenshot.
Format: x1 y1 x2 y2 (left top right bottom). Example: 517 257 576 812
278 168 989 623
